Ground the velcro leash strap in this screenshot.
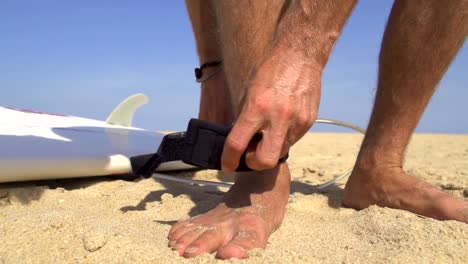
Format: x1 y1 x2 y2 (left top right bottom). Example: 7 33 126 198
130 119 288 177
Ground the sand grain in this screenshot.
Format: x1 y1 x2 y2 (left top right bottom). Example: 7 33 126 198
0 133 467 263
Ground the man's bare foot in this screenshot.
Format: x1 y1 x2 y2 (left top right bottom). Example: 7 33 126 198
344 163 468 223
167 164 290 259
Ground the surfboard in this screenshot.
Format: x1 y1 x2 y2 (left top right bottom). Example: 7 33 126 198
0 94 193 183
0 93 366 189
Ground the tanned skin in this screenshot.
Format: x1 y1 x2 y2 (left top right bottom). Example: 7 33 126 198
344 0 468 223
185 0 233 125
170 0 356 259
169 0 468 260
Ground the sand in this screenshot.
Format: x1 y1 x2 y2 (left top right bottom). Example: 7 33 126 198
0 133 467 263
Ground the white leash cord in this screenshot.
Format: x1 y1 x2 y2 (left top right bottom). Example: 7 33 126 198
152 118 366 190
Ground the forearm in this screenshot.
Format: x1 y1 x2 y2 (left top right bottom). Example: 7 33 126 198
274 0 357 67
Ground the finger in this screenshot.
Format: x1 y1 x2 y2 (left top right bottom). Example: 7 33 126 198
246 122 288 170
275 122 311 161
221 112 262 172
244 138 259 161
287 114 316 148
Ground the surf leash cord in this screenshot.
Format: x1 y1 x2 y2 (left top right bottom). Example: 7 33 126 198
131 118 365 190
130 118 288 177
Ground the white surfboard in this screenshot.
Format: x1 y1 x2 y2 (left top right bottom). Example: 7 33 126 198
0 94 193 183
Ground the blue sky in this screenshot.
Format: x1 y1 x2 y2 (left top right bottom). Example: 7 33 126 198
1 1 467 133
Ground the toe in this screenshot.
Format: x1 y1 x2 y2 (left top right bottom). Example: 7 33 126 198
169 219 190 237
168 224 194 246
170 225 193 242
172 230 203 255
183 229 224 258
216 231 265 259
216 244 248 259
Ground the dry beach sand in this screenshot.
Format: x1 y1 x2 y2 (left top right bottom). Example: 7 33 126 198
0 133 467 263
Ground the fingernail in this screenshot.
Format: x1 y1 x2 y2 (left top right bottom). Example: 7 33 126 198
185 247 199 254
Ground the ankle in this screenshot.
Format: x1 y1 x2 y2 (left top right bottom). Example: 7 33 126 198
198 72 234 125
354 147 403 174
231 164 291 196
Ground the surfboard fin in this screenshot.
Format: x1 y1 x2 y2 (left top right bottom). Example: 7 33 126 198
106 93 149 127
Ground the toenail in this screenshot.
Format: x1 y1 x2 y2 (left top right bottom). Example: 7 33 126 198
172 243 183 250
168 240 176 246
185 247 199 254
229 244 246 252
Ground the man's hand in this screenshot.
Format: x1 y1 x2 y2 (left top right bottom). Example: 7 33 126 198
220 0 357 172
221 48 322 172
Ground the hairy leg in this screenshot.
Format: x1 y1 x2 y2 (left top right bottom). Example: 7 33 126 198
344 0 468 223
170 0 290 259
175 0 356 259
185 0 233 124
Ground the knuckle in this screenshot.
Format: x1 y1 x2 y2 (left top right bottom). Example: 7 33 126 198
257 157 277 169
242 113 260 126
285 132 295 144
246 153 259 168
296 114 310 127
279 105 294 119
252 98 269 114
308 113 318 127
306 118 315 128
309 112 318 122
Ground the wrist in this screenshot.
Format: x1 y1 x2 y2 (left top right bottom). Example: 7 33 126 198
272 43 327 74
273 31 336 70
273 0 355 68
